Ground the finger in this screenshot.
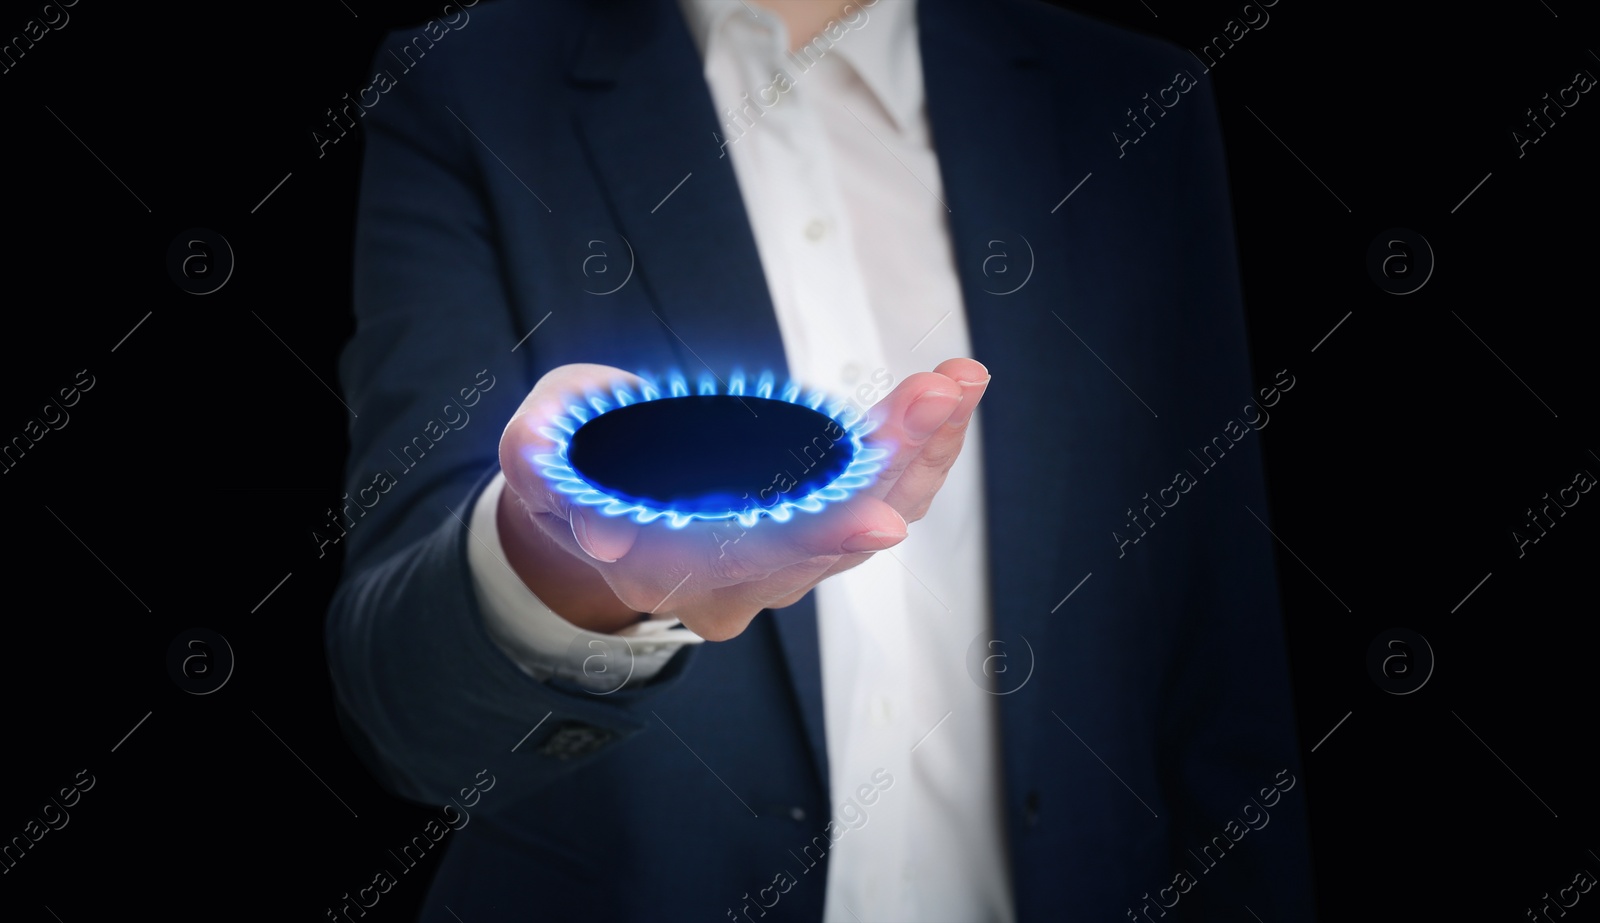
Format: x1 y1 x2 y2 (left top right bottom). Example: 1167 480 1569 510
853 371 964 501
568 504 640 563
627 493 907 590
761 548 876 607
733 493 907 573
684 501 899 625
727 483 929 609
931 357 990 429
879 360 989 520
713 556 838 614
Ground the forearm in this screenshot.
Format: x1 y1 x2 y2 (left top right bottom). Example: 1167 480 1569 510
326 474 691 812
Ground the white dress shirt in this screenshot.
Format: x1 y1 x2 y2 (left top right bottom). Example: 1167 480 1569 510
467 2 1013 919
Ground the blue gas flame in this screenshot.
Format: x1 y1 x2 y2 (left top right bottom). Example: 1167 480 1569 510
531 368 888 529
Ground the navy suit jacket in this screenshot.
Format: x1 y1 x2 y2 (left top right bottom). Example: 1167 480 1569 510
326 0 1316 919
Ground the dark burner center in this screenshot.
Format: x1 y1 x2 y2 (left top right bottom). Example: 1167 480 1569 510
566 395 856 514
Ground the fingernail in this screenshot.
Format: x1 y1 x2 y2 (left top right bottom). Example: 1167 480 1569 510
570 509 617 562
839 530 906 554
905 390 960 439
948 375 990 427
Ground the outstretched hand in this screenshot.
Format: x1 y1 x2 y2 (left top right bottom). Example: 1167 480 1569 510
496 360 989 641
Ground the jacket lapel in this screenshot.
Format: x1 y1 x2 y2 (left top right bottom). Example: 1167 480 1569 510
919 0 1076 793
567 0 833 791
568 0 788 377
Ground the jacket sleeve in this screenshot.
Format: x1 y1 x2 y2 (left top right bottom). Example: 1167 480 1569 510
323 29 698 814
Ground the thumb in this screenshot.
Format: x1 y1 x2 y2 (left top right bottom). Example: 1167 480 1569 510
569 504 640 563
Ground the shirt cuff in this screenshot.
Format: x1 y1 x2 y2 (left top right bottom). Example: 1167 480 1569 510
466 471 704 692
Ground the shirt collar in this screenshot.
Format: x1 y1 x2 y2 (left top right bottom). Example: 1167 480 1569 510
676 0 923 131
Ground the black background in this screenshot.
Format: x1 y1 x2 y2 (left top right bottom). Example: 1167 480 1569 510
2 0 1596 919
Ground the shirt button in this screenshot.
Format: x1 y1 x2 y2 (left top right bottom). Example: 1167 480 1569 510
841 362 862 384
804 218 828 241
868 696 892 726
790 806 806 822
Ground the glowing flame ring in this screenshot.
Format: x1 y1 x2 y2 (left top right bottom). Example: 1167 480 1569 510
532 368 887 530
